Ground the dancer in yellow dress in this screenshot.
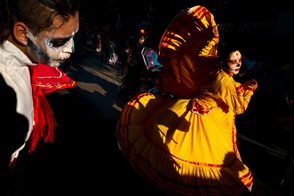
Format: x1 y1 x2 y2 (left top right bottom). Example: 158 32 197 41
116 5 258 195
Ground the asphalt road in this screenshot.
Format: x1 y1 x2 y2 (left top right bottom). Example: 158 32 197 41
27 46 289 196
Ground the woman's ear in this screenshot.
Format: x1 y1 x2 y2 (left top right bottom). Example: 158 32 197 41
12 22 29 45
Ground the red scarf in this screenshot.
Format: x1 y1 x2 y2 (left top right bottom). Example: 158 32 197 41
28 63 76 153
28 65 54 153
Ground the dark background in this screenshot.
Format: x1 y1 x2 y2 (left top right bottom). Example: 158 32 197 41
79 0 293 63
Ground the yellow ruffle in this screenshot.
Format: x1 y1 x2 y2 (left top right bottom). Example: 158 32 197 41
117 92 253 195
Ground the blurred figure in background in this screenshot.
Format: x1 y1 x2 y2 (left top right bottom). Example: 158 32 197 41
117 29 147 102
116 42 131 77
100 24 110 64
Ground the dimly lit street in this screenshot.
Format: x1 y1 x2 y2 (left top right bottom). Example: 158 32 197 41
26 46 160 196
1 0 292 195
23 45 291 195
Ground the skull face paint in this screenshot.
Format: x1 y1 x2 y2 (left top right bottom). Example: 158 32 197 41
225 50 242 75
25 14 79 67
27 31 76 67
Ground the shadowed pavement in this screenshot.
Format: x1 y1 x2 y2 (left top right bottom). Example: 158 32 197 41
26 46 288 196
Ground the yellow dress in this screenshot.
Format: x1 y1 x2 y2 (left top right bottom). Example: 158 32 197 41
116 69 254 195
116 5 254 196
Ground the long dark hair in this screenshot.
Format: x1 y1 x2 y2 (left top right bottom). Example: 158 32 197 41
0 0 79 45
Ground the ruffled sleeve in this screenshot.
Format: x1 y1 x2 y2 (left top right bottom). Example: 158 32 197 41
216 71 254 114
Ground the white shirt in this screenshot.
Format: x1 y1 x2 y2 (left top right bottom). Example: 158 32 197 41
0 40 36 163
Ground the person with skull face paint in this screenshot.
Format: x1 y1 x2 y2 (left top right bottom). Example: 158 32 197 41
0 0 79 195
116 5 258 195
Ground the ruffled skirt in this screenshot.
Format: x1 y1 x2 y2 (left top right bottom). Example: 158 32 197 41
116 92 253 195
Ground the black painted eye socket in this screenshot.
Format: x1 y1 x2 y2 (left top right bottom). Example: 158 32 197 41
227 56 244 65
49 37 72 48
227 60 239 64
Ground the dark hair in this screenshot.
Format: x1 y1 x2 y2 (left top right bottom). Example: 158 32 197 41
217 42 243 63
0 0 79 45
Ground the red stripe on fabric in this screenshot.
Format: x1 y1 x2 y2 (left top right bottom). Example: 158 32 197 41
230 114 238 155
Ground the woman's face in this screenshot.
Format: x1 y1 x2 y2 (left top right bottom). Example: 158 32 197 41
26 13 79 67
138 36 146 45
224 50 242 75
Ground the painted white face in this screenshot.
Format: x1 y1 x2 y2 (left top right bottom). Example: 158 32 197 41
27 31 76 67
26 14 79 67
225 50 242 75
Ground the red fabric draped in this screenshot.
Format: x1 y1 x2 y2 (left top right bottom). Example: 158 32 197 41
28 65 55 153
28 63 76 153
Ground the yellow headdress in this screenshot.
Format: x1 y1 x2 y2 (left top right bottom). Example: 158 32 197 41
157 5 219 98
